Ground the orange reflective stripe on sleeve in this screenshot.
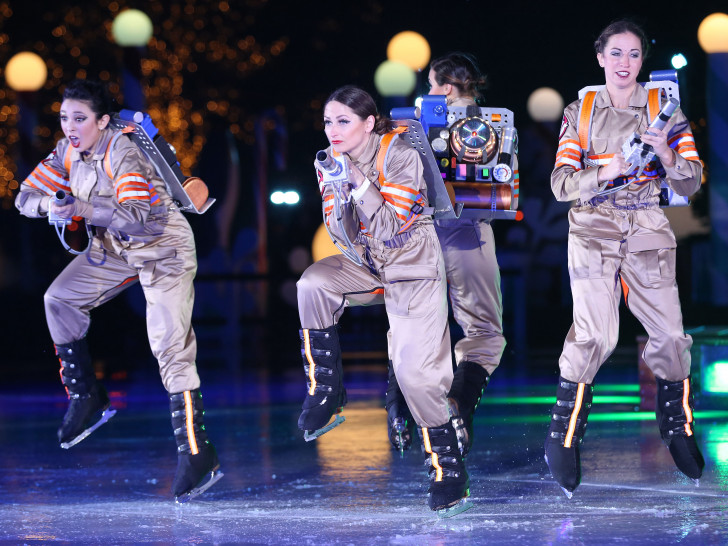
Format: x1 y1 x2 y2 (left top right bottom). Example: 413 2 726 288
577 91 597 152
564 383 586 448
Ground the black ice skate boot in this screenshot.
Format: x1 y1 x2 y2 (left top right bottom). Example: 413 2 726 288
544 376 593 498
385 360 416 455
656 375 705 484
169 389 223 503
298 326 347 440
56 339 116 449
420 421 472 518
447 361 490 457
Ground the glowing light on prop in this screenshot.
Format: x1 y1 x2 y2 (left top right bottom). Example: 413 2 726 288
698 13 728 304
374 60 416 97
671 53 688 70
112 9 154 47
526 87 564 122
312 222 341 262
698 13 728 53
386 31 430 70
5 52 47 91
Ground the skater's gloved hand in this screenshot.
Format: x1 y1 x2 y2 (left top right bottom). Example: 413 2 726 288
50 196 94 220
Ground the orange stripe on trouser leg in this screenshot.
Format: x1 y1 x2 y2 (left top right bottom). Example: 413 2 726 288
620 276 630 308
184 390 199 455
564 383 585 448
682 378 694 436
303 329 317 396
422 428 443 482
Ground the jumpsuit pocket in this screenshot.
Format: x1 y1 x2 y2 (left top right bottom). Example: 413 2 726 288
568 236 604 279
383 266 441 318
631 248 676 284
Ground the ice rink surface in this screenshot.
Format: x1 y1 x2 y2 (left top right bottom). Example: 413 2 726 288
1 369 726 545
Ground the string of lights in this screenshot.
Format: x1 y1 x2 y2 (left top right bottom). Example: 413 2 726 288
0 0 289 208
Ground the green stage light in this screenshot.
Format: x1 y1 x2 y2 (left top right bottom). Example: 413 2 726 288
703 361 728 393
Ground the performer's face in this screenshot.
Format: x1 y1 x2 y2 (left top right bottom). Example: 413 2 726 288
59 99 110 153
323 101 374 158
427 68 451 98
597 32 643 92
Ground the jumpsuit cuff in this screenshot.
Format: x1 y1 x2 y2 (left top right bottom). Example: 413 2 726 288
353 179 385 221
579 166 604 202
90 196 115 227
351 177 371 201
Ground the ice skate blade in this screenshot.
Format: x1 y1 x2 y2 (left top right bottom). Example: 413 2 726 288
436 498 472 519
60 408 117 449
304 415 345 441
175 469 224 504
560 486 574 499
693 478 700 487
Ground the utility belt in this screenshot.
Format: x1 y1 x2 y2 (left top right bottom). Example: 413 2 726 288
358 224 424 251
579 196 660 211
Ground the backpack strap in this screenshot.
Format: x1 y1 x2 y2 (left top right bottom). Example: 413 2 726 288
577 90 597 154
63 145 73 174
103 128 134 179
376 125 408 184
646 87 661 124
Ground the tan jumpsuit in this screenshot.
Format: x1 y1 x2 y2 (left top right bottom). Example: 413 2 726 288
434 96 513 375
15 130 201 394
552 85 702 383
297 131 453 428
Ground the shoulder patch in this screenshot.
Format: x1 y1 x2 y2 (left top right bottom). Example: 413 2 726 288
559 115 569 140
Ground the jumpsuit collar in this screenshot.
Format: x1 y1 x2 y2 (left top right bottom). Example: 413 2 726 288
595 84 648 110
69 128 115 163
348 131 381 169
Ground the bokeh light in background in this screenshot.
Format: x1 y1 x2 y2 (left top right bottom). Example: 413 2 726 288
526 87 564 122
312 222 340 262
386 31 430 71
270 190 300 205
374 60 416 97
671 53 688 70
0 2 290 209
111 9 153 47
697 12 728 52
4 52 47 91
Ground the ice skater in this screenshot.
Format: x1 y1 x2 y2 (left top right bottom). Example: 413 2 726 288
546 19 704 497
296 85 470 517
15 79 222 502
384 53 512 458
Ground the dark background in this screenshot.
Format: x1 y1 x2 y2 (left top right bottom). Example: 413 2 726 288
0 0 725 385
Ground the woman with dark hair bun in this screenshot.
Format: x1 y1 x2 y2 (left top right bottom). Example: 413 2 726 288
296 84 471 516
15 78 222 503
545 19 704 497
385 52 510 461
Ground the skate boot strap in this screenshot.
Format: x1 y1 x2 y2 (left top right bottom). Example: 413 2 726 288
299 328 334 340
301 347 333 358
303 364 334 377
175 437 210 454
171 408 204 420
305 382 335 394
